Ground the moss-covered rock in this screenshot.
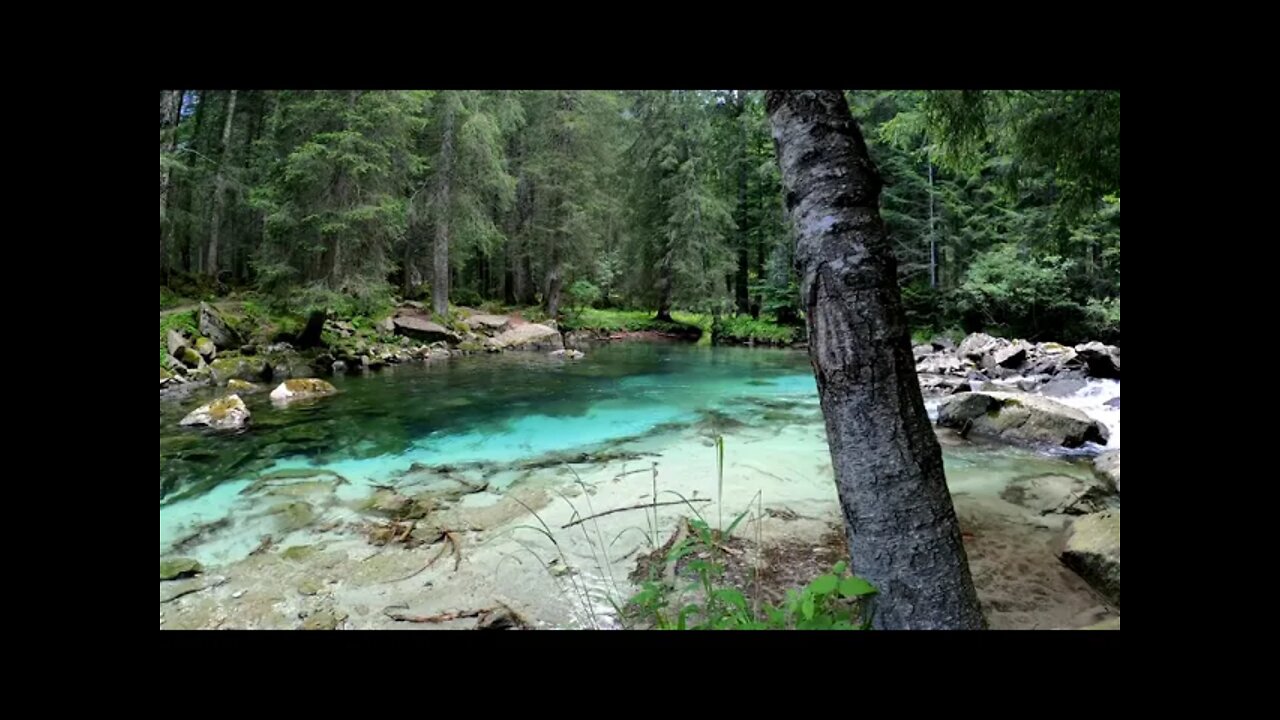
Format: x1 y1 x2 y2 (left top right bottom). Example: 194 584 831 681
226 378 259 392
1060 511 1120 607
300 608 346 630
176 346 203 369
209 356 271 384
160 557 203 581
297 578 324 596
179 394 250 430
195 337 217 361
269 378 338 404
281 544 317 562
936 391 1109 448
199 302 242 349
268 501 316 531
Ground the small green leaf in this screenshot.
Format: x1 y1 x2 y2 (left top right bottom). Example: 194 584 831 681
714 588 748 611
802 593 815 620
725 507 751 536
832 561 847 575
809 574 839 595
839 576 877 598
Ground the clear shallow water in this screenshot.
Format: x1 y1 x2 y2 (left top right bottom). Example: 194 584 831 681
160 344 1117 555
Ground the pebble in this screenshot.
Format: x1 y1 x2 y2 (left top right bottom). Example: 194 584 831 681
232 589 246 599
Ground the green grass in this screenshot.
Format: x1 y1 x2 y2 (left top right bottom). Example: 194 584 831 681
713 315 799 346
160 310 199 369
559 308 703 338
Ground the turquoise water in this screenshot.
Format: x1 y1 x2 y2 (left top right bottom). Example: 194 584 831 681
160 344 819 503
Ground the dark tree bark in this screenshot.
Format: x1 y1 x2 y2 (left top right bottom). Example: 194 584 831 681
433 94 456 317
206 89 237 279
765 90 985 630
160 90 183 276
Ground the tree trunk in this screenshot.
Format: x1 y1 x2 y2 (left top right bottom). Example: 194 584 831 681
765 90 985 630
160 90 183 276
927 154 938 290
433 94 456 317
206 89 237 279
544 262 562 318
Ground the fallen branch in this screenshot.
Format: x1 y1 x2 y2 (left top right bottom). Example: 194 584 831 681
383 606 492 624
611 468 651 482
560 499 711 530
160 576 227 605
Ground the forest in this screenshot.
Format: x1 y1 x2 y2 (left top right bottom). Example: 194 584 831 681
160 90 1119 345
159 89 1120 632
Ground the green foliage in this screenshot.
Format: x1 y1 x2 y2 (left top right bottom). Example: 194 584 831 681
624 527 876 630
558 308 701 337
159 311 199 368
711 314 798 346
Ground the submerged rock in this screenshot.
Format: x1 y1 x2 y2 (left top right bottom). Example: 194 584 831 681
1060 511 1120 607
180 394 250 430
550 349 584 360
160 557 203 581
226 378 260 393
300 608 346 630
936 391 1109 448
270 378 337 403
1000 473 1114 515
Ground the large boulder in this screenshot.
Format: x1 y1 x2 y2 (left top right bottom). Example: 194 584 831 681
167 329 190 357
174 346 204 369
198 302 242 349
992 342 1029 369
463 314 511 335
1075 342 1121 379
489 323 563 350
270 378 337 404
208 356 272 385
1039 375 1088 397
936 391 1109 448
1060 511 1120 607
180 394 250 430
1094 449 1120 493
392 315 461 344
195 337 217 361
957 332 1003 362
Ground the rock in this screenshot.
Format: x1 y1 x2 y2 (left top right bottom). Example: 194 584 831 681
489 323 563 350
167 329 190 357
378 317 396 334
300 608 346 630
180 394 250 430
463 314 511 334
936 391 1109 448
1080 617 1120 630
1000 473 1114 515
226 378 259 393
195 337 217 361
209 356 272 385
912 344 935 362
957 332 1002 362
232 589 246 599
476 605 530 630
264 342 294 354
993 343 1028 369
160 557 203 581
297 579 323 596
392 315 462 344
930 335 956 352
175 346 203 369
1094 449 1120 492
1075 342 1121 379
270 378 337 403
1060 511 1120 607
1104 396 1120 408
240 344 258 356
161 366 173 382
1039 377 1088 398
916 353 964 375
332 360 348 374
198 302 242 349
550 349 584 360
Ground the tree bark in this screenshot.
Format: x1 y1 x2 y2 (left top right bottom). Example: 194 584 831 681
206 90 237 279
765 90 985 630
433 94 456 317
160 90 183 276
